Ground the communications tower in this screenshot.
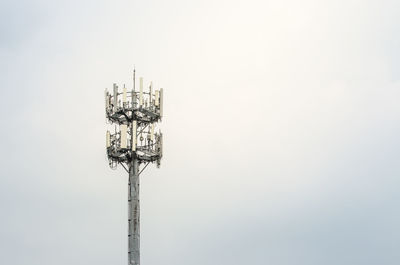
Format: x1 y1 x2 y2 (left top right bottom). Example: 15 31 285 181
105 70 163 265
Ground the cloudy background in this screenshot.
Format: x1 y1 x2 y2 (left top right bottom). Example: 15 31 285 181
1 0 400 264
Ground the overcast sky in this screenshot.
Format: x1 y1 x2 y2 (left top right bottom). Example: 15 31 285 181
1 0 400 264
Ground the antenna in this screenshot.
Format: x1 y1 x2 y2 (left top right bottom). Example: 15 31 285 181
155 90 159 106
123 85 127 105
105 70 164 265
120 124 128 149
139 77 143 107
133 68 136 92
149 82 153 105
113 84 118 112
106 131 110 148
159 88 163 118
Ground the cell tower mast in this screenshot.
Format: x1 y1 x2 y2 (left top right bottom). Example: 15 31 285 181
105 70 163 265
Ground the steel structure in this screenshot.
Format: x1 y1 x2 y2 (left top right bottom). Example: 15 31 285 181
105 70 163 265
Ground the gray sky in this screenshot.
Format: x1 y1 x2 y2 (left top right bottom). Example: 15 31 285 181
1 0 400 264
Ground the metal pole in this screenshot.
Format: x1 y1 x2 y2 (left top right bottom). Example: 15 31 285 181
128 158 140 265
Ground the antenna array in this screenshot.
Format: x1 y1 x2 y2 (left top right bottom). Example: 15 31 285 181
105 70 163 265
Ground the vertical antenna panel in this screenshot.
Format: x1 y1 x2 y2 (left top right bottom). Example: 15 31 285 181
139 77 143 107
105 89 109 111
113 84 118 111
159 132 163 159
149 82 153 105
133 69 136 92
106 131 111 148
123 85 127 103
159 88 164 117
120 125 128 149
155 90 159 106
132 121 137 151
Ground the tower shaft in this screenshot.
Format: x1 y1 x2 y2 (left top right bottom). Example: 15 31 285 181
128 158 140 265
